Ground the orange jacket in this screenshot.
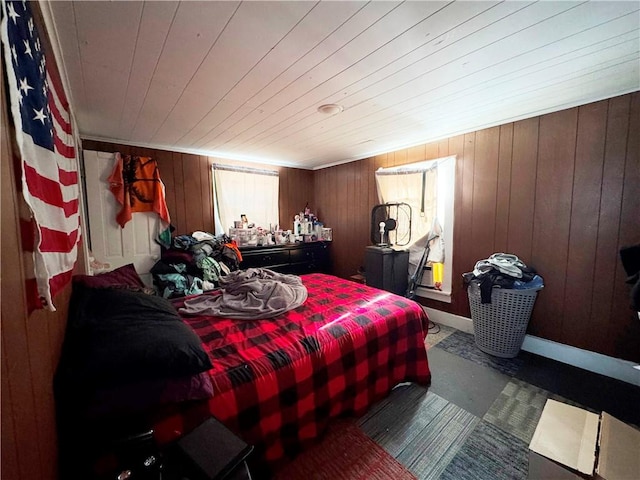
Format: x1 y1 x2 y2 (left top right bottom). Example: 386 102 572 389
108 152 170 228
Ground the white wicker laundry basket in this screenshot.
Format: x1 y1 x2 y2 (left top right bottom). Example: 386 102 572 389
467 281 542 358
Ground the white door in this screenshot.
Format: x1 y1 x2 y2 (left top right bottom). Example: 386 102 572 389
83 150 160 285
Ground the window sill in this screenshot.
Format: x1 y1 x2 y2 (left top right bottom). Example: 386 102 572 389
416 287 452 303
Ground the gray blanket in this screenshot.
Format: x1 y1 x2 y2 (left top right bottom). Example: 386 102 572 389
179 268 308 319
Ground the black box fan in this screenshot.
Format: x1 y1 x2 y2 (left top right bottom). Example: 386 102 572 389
370 203 412 247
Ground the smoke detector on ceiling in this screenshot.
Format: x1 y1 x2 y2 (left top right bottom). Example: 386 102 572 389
317 104 344 115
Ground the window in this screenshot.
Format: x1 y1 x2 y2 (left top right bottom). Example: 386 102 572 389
212 164 279 234
375 155 455 301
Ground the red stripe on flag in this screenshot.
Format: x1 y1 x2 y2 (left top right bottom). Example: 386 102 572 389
48 96 72 135
25 278 44 314
23 163 79 217
49 269 74 302
58 168 78 187
45 64 69 109
54 135 75 159
39 226 79 253
24 162 64 207
63 198 79 218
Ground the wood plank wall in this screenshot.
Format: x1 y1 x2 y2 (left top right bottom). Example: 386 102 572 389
314 93 640 362
81 140 314 236
1 61 72 480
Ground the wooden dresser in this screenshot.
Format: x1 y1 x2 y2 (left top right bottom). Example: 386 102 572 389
240 242 332 275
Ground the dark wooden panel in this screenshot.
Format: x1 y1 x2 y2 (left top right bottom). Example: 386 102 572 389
321 166 337 272
590 96 631 354
48 288 71 380
326 166 339 227
313 167 326 221
494 123 513 253
1 336 18 480
610 91 640 360
351 161 363 272
335 163 350 278
182 153 203 234
282 168 315 231
172 152 187 235
457 133 476 279
562 101 607 350
532 108 578 343
358 158 372 270
324 166 339 269
25 310 56 478
296 169 310 213
199 156 214 233
471 127 500 260
1 73 21 480
289 168 301 215
278 167 290 230
366 157 377 222
82 139 114 153
507 117 538 264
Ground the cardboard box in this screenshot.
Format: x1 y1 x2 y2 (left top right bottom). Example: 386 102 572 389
528 399 640 479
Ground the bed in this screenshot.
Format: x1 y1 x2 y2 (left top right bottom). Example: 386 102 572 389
55 266 431 477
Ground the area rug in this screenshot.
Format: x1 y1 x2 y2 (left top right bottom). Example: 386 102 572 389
439 420 529 480
483 378 552 443
434 330 524 376
359 384 480 480
272 419 417 480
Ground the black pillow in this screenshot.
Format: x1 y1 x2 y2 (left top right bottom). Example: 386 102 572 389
83 371 215 419
64 285 212 387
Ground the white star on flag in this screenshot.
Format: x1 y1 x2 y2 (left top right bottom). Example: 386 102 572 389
7 1 19 23
33 108 47 123
22 38 32 58
18 76 33 94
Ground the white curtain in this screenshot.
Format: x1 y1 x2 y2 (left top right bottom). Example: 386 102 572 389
212 164 279 234
375 161 438 249
375 156 456 288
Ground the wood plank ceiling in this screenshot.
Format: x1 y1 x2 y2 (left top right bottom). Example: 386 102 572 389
48 1 639 169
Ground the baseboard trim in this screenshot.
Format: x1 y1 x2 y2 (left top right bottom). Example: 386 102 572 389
424 307 640 387
425 307 474 334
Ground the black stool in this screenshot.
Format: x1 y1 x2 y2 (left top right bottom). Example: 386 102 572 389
163 417 253 480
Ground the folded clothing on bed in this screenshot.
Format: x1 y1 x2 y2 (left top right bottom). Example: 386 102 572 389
179 268 307 319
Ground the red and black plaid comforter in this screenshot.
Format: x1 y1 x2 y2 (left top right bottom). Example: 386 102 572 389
153 273 431 472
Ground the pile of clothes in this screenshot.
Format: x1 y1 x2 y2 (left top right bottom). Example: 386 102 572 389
151 231 243 298
179 268 308 320
463 253 543 304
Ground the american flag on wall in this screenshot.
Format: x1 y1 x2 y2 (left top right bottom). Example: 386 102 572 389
1 0 80 311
